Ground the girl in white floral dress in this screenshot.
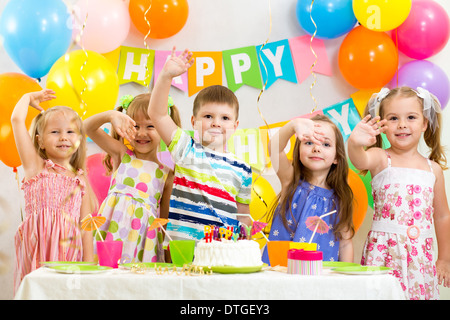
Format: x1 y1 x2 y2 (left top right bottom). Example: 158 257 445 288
348 87 450 300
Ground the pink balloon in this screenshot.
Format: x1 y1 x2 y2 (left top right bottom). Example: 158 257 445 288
396 0 450 59
73 0 130 54
86 153 111 205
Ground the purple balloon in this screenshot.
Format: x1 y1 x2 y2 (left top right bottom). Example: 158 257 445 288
394 60 449 109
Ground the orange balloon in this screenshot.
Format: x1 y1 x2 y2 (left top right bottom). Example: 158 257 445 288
0 73 50 168
348 169 369 232
129 0 189 39
338 26 398 90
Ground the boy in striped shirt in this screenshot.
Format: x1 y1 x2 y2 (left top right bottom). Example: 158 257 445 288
149 48 253 245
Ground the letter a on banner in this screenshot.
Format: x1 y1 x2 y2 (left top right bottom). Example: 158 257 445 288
188 52 223 96
222 46 263 92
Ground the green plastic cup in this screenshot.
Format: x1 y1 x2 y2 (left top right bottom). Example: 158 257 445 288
169 240 195 267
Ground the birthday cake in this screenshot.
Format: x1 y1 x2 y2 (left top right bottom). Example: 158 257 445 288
193 239 263 267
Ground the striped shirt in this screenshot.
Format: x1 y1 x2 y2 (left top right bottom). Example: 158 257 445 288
164 128 252 243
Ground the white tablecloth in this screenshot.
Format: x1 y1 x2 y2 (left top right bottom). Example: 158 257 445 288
14 266 405 300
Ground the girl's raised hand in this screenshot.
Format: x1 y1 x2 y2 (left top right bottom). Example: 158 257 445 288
163 47 194 78
293 118 324 146
28 89 56 112
110 111 137 143
351 115 387 147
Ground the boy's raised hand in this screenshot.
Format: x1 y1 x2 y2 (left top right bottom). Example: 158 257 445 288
163 47 194 78
351 115 387 147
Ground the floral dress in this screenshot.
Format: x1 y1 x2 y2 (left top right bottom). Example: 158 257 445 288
95 150 169 263
361 152 438 300
262 180 340 263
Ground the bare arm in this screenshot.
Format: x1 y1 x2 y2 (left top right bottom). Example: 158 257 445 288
347 115 387 172
432 164 450 287
269 118 323 190
83 110 135 167
11 89 56 179
149 47 193 146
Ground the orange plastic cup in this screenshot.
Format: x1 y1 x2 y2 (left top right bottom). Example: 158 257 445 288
267 241 292 267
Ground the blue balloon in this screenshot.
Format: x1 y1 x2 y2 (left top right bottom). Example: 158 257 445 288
0 0 72 79
296 0 357 39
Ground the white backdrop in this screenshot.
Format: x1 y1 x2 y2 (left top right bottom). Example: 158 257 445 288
1 0 449 299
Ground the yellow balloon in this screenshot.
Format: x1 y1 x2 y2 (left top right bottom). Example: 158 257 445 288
46 50 119 119
250 174 277 249
353 0 412 32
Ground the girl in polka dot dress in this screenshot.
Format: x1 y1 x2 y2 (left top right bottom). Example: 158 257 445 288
84 94 181 263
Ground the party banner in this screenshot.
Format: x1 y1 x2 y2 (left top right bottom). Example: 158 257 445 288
117 46 155 86
154 51 188 92
222 46 263 92
188 51 223 96
227 128 266 171
288 35 332 84
256 39 297 89
322 98 361 142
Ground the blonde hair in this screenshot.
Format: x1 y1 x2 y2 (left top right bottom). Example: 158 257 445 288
268 114 354 241
103 93 182 175
30 106 87 172
362 86 447 175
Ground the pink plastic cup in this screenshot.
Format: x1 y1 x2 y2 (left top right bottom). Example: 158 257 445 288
97 240 123 268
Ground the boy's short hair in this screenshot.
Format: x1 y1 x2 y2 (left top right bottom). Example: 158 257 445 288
193 85 239 119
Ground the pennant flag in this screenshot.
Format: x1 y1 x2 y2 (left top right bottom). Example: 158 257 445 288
288 35 332 84
117 46 155 86
227 128 266 171
188 51 223 96
154 51 188 92
350 88 381 117
222 46 263 92
323 98 361 142
256 39 297 89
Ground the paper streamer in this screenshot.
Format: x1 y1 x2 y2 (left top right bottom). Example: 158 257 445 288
308 0 319 113
143 1 152 90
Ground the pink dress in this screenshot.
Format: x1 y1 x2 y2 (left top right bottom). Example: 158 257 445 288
361 152 439 300
14 160 85 292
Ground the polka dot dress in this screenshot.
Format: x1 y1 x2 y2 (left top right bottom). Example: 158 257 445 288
95 149 169 263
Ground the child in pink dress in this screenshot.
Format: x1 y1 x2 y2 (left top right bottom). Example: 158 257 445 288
348 87 450 299
11 89 95 292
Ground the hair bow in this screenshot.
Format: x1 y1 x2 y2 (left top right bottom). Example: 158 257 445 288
368 88 390 119
119 95 134 111
415 87 441 133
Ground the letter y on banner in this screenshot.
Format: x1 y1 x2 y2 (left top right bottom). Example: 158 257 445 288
323 98 361 142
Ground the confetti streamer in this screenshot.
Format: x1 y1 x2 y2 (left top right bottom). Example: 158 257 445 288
309 0 319 113
143 0 152 90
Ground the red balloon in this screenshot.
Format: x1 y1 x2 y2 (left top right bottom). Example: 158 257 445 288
86 153 111 205
129 0 189 39
0 73 50 168
339 26 398 90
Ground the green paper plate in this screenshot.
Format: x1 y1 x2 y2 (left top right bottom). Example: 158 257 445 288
120 262 175 270
49 265 112 274
332 266 392 275
208 264 264 274
322 261 360 269
41 261 96 267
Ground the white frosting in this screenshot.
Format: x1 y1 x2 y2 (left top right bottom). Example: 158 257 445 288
193 239 263 267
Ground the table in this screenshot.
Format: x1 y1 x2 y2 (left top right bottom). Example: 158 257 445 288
14 266 405 300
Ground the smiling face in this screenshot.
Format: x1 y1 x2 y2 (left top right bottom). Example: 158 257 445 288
382 96 428 151
191 102 238 152
298 120 338 175
37 111 81 165
129 111 161 159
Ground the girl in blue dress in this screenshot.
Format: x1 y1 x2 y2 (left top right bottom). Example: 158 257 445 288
262 115 354 263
